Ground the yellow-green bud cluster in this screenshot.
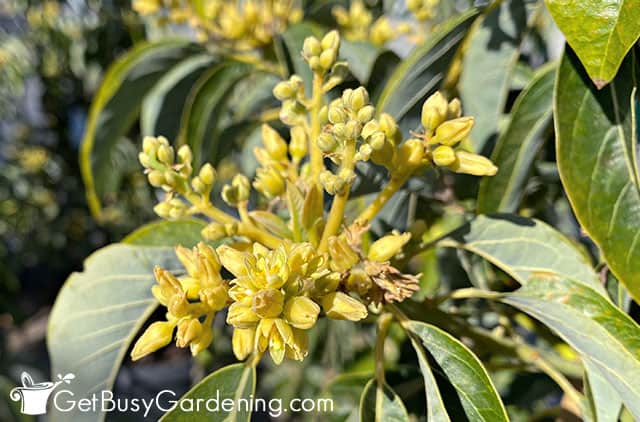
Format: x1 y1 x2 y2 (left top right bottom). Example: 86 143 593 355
332 1 396 46
420 92 497 176
303 30 340 73
273 76 307 126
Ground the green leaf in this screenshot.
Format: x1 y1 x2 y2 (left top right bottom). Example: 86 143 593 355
554 49 640 301
339 40 382 85
503 276 640 420
585 361 622 422
545 0 640 87
80 40 199 218
477 63 556 213
406 335 450 422
177 61 254 167
377 9 479 134
122 218 206 247
359 379 409 422
459 0 539 151
141 54 215 139
403 321 509 422
322 372 371 422
438 214 603 291
160 363 256 422
47 245 180 422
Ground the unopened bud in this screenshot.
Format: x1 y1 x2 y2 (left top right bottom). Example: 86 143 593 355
176 318 202 348
147 170 165 187
199 163 216 185
232 327 255 360
449 151 498 176
289 126 308 160
322 292 367 321
317 132 337 152
153 201 172 218
369 132 386 150
262 124 288 160
303 36 322 57
177 145 193 164
142 136 157 154
421 91 448 132
253 288 285 318
432 145 456 166
191 176 206 194
328 105 348 124
157 144 174 165
357 105 375 123
433 117 474 146
283 296 320 329
273 81 295 100
447 98 462 119
361 120 379 139
319 49 337 70
202 222 226 240
397 139 424 168
320 30 340 51
349 87 369 111
368 232 412 262
131 321 175 361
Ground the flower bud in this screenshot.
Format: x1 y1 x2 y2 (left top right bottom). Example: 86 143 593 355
432 117 474 146
227 302 259 328
232 327 255 360
168 292 189 318
177 145 193 164
254 167 285 198
357 105 375 123
131 321 175 361
289 126 307 160
344 120 362 140
202 222 226 240
319 49 337 69
447 98 462 119
357 143 373 161
328 236 360 272
142 136 157 154
262 124 288 160
378 113 401 145
328 105 348 124
138 152 151 168
153 201 172 218
200 285 228 311
232 174 251 201
432 145 456 166
322 292 367 321
217 245 248 278
368 232 412 262
421 91 449 132
303 36 322 57
320 30 340 51
345 268 373 295
348 87 369 111
199 163 216 185
157 144 174 165
307 56 321 71
191 176 206 194
253 288 285 318
176 318 202 348
361 120 379 139
368 132 386 150
147 170 165 187
283 296 320 329
449 151 498 176
189 326 213 356
317 132 337 152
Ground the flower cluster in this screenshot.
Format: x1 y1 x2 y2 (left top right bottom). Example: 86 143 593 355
332 1 407 46
133 0 302 49
132 30 498 365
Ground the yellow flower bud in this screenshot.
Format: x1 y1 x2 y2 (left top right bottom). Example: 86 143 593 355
177 145 193 164
344 120 362 140
307 56 321 71
303 36 322 57
421 91 448 132
261 124 288 160
200 285 228 311
328 105 348 124
176 318 202 348
378 113 401 145
447 98 462 119
227 302 260 328
357 105 375 123
322 292 368 321
142 136 158 154
233 174 250 201
313 272 341 296
432 145 456 166
319 49 337 69
252 288 285 318
361 120 379 139
232 327 256 360
157 144 174 165
147 170 165 187
153 201 172 218
131 321 175 361
432 117 474 146
368 132 386 150
344 268 372 295
199 163 216 185
139 152 151 168
368 232 411 262
254 167 285 198
449 151 498 176
321 30 340 51
348 87 369 111
273 81 295 100
191 176 206 194
289 126 308 160
283 296 320 329
217 245 248 277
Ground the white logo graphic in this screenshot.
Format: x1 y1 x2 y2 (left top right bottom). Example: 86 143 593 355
9 372 75 415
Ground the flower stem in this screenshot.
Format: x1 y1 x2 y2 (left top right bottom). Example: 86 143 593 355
309 72 325 193
356 172 410 224
375 313 393 386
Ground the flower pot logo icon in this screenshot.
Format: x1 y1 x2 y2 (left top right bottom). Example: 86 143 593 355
9 372 75 415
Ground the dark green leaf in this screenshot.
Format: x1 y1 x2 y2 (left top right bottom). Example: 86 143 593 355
160 363 256 422
377 9 479 134
177 61 254 167
438 214 603 290
554 49 640 301
80 40 199 218
477 63 555 213
122 218 206 247
339 40 382 85
403 321 509 422
47 245 180 422
359 379 409 422
459 0 539 151
503 276 640 419
545 0 640 87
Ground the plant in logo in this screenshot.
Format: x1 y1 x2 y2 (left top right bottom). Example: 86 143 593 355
9 372 75 415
